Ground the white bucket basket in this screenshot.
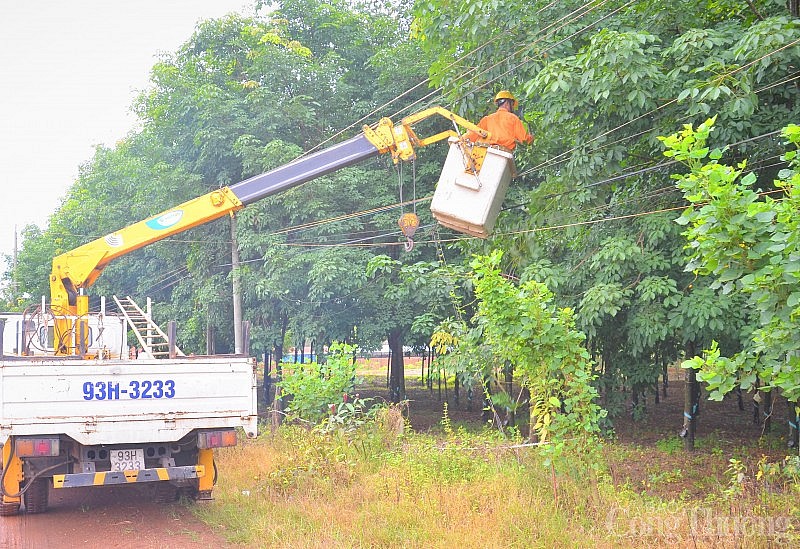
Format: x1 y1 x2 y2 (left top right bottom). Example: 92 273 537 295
431 138 515 238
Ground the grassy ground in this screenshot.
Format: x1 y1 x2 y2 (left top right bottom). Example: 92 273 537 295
191 364 799 548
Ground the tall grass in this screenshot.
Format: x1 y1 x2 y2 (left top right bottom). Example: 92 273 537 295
191 419 798 548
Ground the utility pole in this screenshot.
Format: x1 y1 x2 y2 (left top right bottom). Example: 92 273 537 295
13 225 18 295
231 214 243 354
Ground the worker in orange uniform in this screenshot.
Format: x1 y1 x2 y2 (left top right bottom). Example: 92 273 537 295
466 90 533 151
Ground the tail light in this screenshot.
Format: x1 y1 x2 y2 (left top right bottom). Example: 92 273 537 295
16 437 60 457
197 430 237 449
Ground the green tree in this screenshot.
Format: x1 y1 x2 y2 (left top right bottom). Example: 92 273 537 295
440 250 604 460
366 254 467 402
662 118 800 402
278 341 359 422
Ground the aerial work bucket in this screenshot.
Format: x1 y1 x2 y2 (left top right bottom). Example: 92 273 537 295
430 138 515 238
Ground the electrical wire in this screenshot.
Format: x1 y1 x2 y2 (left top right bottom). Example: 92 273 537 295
405 1 795 185
232 1 640 246
522 62 797 180
17 3 678 255
462 0 637 103
300 1 562 155
387 0 622 120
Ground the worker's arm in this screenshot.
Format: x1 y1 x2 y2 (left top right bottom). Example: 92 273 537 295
514 117 534 146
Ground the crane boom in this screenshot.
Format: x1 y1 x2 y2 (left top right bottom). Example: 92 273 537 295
231 133 379 204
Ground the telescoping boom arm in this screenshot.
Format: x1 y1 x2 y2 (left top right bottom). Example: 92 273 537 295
49 107 488 343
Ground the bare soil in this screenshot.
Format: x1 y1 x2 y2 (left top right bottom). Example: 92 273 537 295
0 485 231 549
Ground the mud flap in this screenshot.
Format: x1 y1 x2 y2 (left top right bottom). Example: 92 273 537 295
1 443 22 506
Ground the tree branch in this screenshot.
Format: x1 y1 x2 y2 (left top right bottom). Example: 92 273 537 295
745 0 764 20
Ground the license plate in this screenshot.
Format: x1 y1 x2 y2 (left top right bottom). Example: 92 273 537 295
109 448 144 471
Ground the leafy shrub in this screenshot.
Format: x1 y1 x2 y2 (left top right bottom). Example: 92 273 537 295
318 395 377 434
278 341 359 422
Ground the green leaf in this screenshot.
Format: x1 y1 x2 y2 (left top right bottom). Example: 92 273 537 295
754 210 776 223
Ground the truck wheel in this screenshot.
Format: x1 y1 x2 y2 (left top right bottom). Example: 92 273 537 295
23 478 49 514
178 482 200 502
0 502 21 516
152 482 179 503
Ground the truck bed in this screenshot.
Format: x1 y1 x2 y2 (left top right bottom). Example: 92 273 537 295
0 356 259 445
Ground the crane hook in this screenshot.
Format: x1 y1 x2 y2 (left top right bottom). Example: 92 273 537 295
398 212 420 252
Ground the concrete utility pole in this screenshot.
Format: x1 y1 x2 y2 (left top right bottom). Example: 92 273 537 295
231 214 243 354
13 226 18 295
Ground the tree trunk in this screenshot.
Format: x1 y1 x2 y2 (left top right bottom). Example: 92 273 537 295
206 321 215 355
421 346 426 384
682 341 700 451
753 380 761 424
428 348 434 392
263 350 271 404
386 351 391 387
600 349 611 409
443 363 448 402
387 329 406 403
271 360 283 430
504 361 515 427
482 374 493 423
270 310 289 427
763 390 773 433
300 335 306 364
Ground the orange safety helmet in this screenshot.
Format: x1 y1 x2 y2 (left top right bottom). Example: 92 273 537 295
494 90 519 111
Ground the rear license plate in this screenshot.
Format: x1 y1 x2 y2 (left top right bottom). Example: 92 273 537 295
109 448 144 471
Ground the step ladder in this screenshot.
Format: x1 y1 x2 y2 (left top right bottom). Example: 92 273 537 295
113 295 185 359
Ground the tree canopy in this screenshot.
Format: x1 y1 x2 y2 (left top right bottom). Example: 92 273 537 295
5 0 800 417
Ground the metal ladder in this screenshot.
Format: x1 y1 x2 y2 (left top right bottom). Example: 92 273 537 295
113 295 184 358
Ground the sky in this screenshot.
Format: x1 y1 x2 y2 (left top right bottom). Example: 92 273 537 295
0 0 253 262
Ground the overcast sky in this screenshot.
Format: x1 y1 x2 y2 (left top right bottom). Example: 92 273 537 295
0 1 252 262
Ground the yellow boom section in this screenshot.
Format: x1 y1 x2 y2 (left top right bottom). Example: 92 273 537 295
50 188 242 313
363 106 488 163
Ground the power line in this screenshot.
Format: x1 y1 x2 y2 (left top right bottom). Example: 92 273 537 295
392 0 622 119
301 2 563 155
241 3 683 245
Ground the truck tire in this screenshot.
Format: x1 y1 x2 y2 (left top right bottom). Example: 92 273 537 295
178 481 200 502
23 478 49 514
0 502 20 516
152 482 179 503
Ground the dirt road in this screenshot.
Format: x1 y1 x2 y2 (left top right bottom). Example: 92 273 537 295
1 485 232 549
